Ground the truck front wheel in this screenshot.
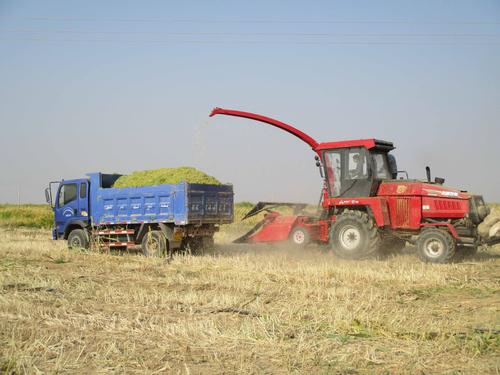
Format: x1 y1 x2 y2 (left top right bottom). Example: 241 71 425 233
141 230 168 257
67 229 90 250
330 210 380 259
417 228 456 263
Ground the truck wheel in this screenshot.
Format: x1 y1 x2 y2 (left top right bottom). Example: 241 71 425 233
67 229 89 250
184 236 214 255
417 229 456 263
289 227 310 247
330 210 380 259
141 230 167 257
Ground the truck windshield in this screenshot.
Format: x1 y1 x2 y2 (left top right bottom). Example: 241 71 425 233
58 183 77 207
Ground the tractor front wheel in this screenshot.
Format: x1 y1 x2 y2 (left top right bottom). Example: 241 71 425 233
330 210 381 259
417 228 456 263
289 227 310 247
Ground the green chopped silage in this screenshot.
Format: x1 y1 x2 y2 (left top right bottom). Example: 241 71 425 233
113 167 221 188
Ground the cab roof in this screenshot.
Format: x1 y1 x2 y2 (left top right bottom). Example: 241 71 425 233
315 139 395 152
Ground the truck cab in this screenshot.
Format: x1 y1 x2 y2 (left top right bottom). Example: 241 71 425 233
46 179 90 240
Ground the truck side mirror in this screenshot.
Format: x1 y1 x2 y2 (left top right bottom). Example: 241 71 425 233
45 188 52 207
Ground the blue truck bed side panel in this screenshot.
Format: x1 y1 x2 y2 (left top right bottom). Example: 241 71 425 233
87 173 233 226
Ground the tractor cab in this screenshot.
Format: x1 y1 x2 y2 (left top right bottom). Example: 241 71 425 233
318 139 395 198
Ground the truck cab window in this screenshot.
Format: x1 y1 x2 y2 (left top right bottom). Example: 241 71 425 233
58 184 77 207
80 183 87 199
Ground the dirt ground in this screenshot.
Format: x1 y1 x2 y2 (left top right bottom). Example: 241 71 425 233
0 228 499 374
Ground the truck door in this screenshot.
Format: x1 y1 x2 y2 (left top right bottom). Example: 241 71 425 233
54 180 89 238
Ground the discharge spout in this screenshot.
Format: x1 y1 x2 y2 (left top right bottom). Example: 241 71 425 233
210 107 319 151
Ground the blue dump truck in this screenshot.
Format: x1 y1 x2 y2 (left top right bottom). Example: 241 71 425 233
45 172 234 256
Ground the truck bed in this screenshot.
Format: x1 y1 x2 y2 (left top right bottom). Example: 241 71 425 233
88 173 233 226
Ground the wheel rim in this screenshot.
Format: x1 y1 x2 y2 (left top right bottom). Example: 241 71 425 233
339 225 361 250
70 236 81 248
293 230 305 244
423 238 444 258
148 238 160 255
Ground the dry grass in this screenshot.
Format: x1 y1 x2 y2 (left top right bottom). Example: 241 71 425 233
0 228 499 374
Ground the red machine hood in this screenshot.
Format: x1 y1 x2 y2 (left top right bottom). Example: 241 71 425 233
377 181 470 200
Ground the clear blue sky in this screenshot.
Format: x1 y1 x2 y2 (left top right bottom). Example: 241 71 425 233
0 0 499 204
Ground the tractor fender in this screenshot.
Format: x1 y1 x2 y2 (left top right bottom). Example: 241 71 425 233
327 197 390 227
420 222 460 240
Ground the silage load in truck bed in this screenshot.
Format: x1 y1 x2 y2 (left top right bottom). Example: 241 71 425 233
113 167 221 188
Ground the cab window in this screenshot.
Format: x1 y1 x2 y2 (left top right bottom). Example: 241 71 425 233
324 151 342 196
58 184 77 207
372 153 390 179
80 183 87 199
346 148 368 180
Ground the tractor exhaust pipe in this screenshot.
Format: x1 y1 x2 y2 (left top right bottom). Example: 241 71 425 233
426 166 431 183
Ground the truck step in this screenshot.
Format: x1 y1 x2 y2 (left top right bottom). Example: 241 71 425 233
97 229 135 235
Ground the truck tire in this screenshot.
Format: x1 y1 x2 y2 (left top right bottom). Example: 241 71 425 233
67 229 90 250
141 230 167 257
289 227 310 247
417 228 456 263
330 210 381 259
183 236 214 255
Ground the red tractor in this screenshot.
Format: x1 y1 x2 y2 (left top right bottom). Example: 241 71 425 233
210 108 499 263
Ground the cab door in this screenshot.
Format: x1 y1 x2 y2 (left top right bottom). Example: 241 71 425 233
54 180 89 238
323 147 373 198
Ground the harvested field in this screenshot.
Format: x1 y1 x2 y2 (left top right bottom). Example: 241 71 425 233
0 228 499 374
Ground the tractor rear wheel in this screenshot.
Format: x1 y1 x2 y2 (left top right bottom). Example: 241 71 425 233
330 210 381 259
141 230 167 257
416 228 456 263
289 227 310 247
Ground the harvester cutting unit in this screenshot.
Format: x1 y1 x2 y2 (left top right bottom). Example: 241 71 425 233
210 107 500 263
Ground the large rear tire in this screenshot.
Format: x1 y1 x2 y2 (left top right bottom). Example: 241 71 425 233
330 210 381 259
417 229 456 263
141 230 167 257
